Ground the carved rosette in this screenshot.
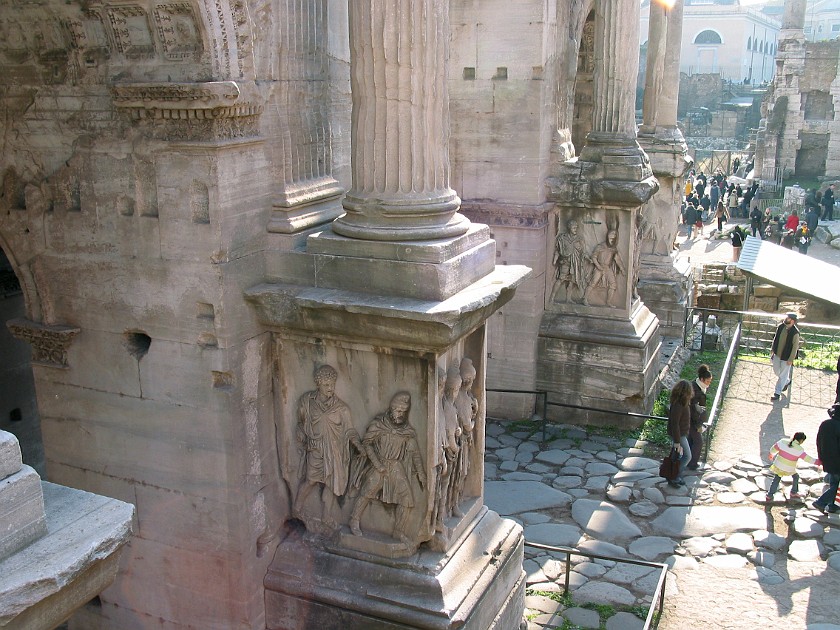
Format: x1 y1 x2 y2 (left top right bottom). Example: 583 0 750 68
7 318 80 369
110 81 263 141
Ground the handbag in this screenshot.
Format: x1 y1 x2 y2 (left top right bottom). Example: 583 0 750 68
659 447 680 481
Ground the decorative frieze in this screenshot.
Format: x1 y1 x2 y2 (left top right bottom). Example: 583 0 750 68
6 318 80 369
154 3 203 60
111 81 263 141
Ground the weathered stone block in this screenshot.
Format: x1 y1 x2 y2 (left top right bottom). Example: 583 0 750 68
0 465 47 560
0 431 23 480
754 284 783 298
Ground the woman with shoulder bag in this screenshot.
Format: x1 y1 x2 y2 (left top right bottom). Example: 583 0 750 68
688 365 712 470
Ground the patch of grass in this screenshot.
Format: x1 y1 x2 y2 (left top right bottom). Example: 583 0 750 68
582 602 615 618
641 350 729 449
629 604 651 620
796 338 840 371
526 588 574 608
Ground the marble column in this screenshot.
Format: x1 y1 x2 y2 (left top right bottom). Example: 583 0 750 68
332 0 469 242
252 1 527 628
636 0 694 339
541 0 660 425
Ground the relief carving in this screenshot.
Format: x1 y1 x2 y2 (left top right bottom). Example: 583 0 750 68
107 6 155 58
6 318 80 369
449 358 477 518
433 367 461 533
551 218 589 304
348 392 426 544
582 220 625 307
293 365 362 533
154 4 202 60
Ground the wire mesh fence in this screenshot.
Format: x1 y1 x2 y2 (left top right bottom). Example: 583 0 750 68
685 308 840 408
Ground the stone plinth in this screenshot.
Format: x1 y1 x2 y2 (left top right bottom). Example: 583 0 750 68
1 430 133 629
637 256 693 339
265 509 524 630
247 264 529 629
538 301 660 426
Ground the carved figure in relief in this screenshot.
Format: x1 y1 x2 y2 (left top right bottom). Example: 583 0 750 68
583 228 625 307
552 218 589 303
294 365 362 530
434 367 462 530
448 358 477 517
349 392 426 543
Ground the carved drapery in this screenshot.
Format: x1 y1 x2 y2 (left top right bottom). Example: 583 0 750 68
7 318 80 369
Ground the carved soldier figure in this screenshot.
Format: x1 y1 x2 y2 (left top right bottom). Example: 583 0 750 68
583 228 625 307
449 358 478 516
294 365 362 530
349 392 427 543
552 218 588 303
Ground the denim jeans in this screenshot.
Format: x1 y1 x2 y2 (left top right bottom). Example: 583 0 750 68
767 473 799 496
677 435 691 479
815 472 840 509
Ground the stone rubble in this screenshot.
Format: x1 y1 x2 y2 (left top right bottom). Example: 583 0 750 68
483 421 840 630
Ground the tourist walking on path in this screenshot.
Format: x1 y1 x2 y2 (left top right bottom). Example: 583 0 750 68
749 204 763 238
688 365 712 470
667 380 693 487
715 201 727 233
770 312 801 401
730 225 744 262
765 431 818 502
813 403 840 514
822 183 835 221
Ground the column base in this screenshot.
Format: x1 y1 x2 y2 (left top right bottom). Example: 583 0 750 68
537 302 661 427
304 223 497 301
264 508 525 630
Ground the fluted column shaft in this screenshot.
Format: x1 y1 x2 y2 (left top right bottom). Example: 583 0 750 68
661 0 684 127
333 0 468 241
590 0 640 143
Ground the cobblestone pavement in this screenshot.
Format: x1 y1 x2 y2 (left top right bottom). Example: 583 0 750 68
487 224 840 629
484 415 840 630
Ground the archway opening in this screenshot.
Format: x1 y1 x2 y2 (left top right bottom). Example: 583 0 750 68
0 246 45 476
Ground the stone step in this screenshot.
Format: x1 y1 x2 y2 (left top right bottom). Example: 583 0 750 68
0 465 48 560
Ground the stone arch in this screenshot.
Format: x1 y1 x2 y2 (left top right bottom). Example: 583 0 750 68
0 236 45 476
693 29 723 45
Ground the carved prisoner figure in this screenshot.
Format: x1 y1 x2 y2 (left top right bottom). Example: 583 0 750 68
583 228 625 307
449 358 478 517
552 218 588 303
434 367 462 529
349 392 426 543
432 367 460 533
294 365 362 530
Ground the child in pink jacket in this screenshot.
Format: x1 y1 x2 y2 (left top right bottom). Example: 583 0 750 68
766 432 820 502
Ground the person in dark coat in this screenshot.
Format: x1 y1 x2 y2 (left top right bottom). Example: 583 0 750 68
822 184 835 221
684 203 698 238
688 365 713 470
835 354 840 404
667 380 693 487
730 225 744 261
750 205 763 237
813 403 840 514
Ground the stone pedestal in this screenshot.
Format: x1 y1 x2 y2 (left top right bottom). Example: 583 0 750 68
541 0 661 424
247 263 529 629
636 128 693 340
0 430 134 630
637 255 692 340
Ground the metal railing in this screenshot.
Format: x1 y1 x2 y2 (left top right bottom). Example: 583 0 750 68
485 388 668 441
701 320 741 463
525 541 668 629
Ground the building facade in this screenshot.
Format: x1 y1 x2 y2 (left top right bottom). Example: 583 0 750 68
641 0 781 84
